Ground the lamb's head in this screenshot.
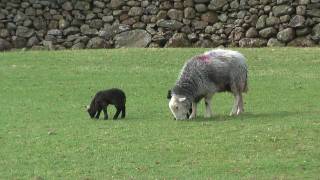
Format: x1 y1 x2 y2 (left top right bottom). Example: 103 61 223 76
86 105 95 118
169 95 191 120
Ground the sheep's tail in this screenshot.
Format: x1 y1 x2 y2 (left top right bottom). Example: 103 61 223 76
238 64 248 93
243 71 248 93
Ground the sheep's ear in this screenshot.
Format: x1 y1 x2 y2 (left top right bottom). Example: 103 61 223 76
167 90 172 99
86 105 90 110
178 97 186 102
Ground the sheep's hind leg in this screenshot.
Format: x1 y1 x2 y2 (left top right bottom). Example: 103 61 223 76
230 93 239 116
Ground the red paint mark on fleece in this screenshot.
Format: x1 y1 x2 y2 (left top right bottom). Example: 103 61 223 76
197 55 210 62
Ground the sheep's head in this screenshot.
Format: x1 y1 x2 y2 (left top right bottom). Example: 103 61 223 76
169 95 191 120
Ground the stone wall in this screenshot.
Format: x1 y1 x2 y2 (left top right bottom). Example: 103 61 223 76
0 0 320 51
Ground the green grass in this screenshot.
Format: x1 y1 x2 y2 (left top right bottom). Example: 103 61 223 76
0 48 320 179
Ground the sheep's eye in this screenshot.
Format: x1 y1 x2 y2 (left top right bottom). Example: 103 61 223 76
175 106 179 110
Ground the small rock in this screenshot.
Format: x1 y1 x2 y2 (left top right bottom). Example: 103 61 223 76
272 5 294 17
195 4 207 13
277 28 295 42
47 29 62 36
114 29 151 48
245 27 258 38
165 33 190 47
86 37 107 49
167 9 183 21
259 27 277 38
64 27 80 36
208 0 228 10
287 37 316 47
128 7 143 16
156 20 183 30
184 7 196 19
0 38 12 51
16 26 35 38
289 15 305 27
267 38 285 47
239 38 267 47
201 12 218 23
75 1 90 11
256 15 267 29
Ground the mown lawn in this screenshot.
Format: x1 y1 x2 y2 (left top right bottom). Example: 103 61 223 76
0 48 319 179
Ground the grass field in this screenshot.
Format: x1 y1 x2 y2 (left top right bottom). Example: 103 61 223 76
0 48 320 179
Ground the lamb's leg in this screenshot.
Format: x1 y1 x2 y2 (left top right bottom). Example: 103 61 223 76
113 107 121 120
103 107 108 120
121 106 126 118
236 93 244 115
230 93 239 116
95 107 102 119
204 94 213 118
189 102 197 119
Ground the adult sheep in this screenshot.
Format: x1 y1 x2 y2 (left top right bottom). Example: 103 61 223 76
169 49 248 120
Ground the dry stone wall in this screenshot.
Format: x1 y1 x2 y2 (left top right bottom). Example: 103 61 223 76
0 0 320 50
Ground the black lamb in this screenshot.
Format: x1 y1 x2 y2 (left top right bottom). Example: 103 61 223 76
87 88 126 120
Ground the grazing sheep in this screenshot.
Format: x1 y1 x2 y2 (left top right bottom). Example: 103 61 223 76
169 49 248 120
87 88 126 120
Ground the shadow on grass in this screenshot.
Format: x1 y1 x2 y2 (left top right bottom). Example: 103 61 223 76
179 111 319 122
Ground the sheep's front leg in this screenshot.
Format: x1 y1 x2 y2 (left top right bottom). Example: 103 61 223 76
189 102 197 119
204 94 213 118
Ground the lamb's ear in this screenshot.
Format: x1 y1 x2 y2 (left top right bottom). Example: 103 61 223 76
178 97 186 102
